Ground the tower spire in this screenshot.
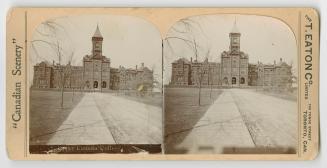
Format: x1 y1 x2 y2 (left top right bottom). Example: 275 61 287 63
231 17 240 33
93 24 103 38
229 17 241 53
92 24 103 58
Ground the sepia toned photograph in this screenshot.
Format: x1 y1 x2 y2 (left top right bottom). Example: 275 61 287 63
28 15 163 154
164 14 298 154
6 8 319 160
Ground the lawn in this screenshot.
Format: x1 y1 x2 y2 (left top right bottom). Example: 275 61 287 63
113 92 162 108
29 90 84 145
164 87 222 153
247 88 297 101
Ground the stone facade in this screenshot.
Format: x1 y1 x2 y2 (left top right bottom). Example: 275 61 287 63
50 63 84 89
109 64 153 90
190 58 220 86
33 61 52 88
32 26 154 91
82 26 111 90
171 58 191 86
221 23 249 87
170 57 220 87
248 64 258 86
256 58 293 91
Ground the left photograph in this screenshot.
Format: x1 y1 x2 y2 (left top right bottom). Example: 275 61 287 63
28 15 163 154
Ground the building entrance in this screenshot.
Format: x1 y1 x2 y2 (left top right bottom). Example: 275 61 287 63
94 81 98 88
232 77 236 84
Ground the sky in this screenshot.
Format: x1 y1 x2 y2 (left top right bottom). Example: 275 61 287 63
29 15 162 86
163 14 298 84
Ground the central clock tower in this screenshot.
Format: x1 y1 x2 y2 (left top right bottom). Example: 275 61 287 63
229 21 241 53
92 25 103 58
83 25 111 91
221 20 248 87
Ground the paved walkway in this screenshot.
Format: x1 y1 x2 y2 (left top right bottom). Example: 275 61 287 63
47 93 116 145
92 92 162 144
229 89 297 150
171 89 297 154
47 92 162 145
172 90 255 153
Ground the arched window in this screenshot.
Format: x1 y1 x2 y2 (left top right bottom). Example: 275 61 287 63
93 81 98 88
102 81 106 88
85 81 90 88
223 77 228 85
240 77 245 84
232 77 237 84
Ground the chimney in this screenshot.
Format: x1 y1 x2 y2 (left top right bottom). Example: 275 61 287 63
280 58 282 62
141 63 144 68
191 57 193 63
53 60 55 66
136 65 138 70
274 60 276 65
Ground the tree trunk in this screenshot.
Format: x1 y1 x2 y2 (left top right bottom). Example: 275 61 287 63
209 70 213 101
72 88 75 102
210 83 212 101
61 86 64 108
60 70 64 108
198 83 201 106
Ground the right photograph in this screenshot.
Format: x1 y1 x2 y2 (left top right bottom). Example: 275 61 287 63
163 14 298 154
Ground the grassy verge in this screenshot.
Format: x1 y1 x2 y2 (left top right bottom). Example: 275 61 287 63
164 87 222 153
29 90 84 145
113 92 162 107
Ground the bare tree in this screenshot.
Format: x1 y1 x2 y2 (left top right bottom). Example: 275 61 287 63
31 20 75 108
196 64 205 106
151 64 161 94
164 18 212 106
204 49 215 102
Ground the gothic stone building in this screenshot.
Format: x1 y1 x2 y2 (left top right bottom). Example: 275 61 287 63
170 23 293 90
255 58 293 90
83 25 111 90
221 23 249 87
109 63 153 90
170 57 220 87
32 26 153 91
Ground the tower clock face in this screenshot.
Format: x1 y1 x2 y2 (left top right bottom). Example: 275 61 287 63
233 38 238 43
95 43 101 48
